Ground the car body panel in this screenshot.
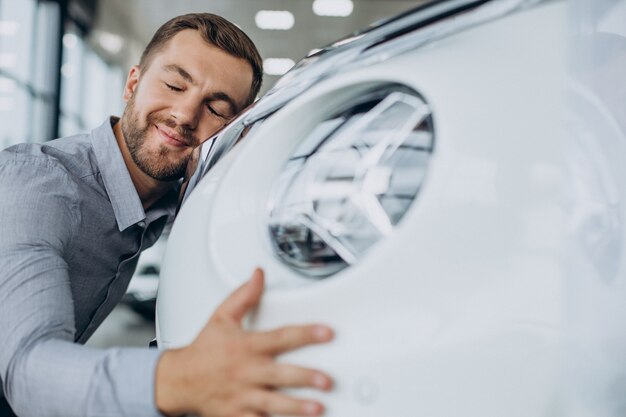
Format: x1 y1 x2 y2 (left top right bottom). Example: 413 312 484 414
158 1 566 416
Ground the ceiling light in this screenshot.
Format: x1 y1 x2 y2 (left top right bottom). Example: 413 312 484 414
63 33 78 49
61 63 75 79
255 10 294 30
0 21 19 36
0 54 17 69
313 0 354 17
263 58 295 76
97 31 123 54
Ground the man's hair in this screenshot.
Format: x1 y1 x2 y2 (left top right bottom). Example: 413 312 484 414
139 13 263 106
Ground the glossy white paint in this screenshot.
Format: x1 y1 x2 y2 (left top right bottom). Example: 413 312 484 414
562 1 626 415
157 2 568 416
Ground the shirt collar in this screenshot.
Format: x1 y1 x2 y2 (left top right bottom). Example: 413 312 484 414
91 117 177 232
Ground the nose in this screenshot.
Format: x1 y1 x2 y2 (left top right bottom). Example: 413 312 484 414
170 94 201 131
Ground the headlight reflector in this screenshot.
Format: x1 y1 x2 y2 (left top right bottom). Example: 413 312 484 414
268 85 434 277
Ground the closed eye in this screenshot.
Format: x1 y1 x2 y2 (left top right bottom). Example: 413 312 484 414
206 103 228 119
165 82 182 92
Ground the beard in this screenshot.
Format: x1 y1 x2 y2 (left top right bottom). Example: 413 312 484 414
120 93 198 182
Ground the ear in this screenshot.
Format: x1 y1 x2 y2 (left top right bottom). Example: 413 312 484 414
123 65 141 103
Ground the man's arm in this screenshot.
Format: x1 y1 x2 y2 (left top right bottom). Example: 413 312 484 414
0 157 164 417
0 155 334 417
155 269 334 417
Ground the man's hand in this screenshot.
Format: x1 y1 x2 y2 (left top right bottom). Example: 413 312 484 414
155 268 334 417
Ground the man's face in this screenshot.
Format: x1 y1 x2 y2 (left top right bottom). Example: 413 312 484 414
120 29 254 182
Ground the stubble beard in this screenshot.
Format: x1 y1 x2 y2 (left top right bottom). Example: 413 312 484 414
121 93 195 182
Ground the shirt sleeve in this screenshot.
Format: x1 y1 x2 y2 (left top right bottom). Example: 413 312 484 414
0 153 164 417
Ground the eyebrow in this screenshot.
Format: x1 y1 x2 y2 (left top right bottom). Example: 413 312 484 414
163 64 195 84
163 64 240 116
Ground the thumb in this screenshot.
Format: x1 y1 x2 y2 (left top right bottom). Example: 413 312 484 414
214 268 265 324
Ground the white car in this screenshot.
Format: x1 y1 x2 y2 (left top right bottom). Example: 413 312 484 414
156 0 590 415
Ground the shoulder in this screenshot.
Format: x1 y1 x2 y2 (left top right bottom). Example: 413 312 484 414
0 142 82 212
5 134 97 171
0 144 83 249
1 133 99 180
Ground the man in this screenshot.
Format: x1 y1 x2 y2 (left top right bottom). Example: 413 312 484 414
0 13 333 417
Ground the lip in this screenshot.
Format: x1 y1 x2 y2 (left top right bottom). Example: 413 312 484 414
155 124 189 148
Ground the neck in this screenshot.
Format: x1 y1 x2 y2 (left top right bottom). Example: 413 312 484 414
113 120 176 210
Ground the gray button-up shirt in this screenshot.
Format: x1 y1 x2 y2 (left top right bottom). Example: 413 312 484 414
0 118 177 417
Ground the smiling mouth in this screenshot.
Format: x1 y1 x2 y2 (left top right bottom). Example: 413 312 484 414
155 124 190 148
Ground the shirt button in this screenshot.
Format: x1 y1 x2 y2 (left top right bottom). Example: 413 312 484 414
137 221 146 228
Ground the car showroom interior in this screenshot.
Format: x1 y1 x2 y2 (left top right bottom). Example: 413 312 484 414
1 0 626 416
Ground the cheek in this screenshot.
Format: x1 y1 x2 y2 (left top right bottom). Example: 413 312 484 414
132 84 171 117
197 116 226 139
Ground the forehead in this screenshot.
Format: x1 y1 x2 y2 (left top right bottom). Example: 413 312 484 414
149 29 254 105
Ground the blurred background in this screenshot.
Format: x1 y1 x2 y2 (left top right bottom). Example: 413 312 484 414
0 0 422 347
0 0 421 148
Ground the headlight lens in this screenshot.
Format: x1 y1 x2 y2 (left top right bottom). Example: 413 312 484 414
268 85 434 278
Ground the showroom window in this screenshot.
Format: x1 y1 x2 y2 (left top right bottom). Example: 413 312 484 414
0 0 126 148
59 26 85 137
59 24 125 138
0 0 60 148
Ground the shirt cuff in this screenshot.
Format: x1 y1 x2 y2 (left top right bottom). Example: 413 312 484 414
112 347 165 417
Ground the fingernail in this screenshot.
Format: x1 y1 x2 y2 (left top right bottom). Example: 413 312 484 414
303 401 322 416
312 373 329 389
313 326 332 341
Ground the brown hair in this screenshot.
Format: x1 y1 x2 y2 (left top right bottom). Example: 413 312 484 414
139 13 263 106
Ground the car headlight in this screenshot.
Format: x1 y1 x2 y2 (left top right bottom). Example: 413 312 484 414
268 85 434 278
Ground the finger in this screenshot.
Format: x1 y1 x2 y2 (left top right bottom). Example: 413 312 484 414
198 409 266 417
244 389 325 417
214 268 264 324
248 324 334 355
245 362 333 391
